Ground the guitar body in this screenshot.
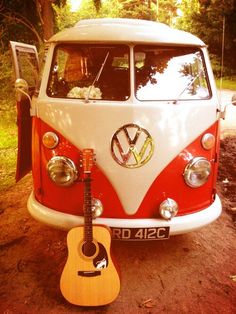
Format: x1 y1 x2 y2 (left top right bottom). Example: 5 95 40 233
60 224 120 306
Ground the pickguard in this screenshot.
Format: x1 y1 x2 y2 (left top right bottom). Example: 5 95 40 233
93 242 109 269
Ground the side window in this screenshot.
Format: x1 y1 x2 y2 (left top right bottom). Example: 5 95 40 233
16 49 39 88
10 41 39 91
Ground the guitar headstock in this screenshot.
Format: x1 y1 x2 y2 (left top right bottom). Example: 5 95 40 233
82 148 95 173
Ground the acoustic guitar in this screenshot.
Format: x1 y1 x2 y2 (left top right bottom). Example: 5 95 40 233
60 148 120 306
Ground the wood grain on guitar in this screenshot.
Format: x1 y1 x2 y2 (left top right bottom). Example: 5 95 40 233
60 148 120 306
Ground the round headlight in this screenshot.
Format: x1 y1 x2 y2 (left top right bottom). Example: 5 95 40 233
47 156 78 186
183 157 211 188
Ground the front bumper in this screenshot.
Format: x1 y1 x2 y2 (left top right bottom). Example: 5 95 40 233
28 192 221 236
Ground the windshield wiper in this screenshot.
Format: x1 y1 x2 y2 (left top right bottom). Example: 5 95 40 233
173 69 204 104
85 51 110 103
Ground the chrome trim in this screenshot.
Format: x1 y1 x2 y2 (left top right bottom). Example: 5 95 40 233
28 192 221 236
47 156 78 186
42 131 59 149
92 198 103 218
183 157 211 188
201 133 215 150
159 198 179 220
111 123 154 168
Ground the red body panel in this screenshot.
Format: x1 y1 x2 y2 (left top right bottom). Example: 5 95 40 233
33 120 219 219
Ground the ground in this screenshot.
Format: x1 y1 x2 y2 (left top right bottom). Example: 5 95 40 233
0 137 236 314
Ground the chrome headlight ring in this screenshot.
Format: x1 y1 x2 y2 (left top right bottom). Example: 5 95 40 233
183 157 211 188
47 156 78 186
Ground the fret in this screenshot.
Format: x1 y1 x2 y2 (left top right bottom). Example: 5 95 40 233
82 149 95 244
83 173 93 243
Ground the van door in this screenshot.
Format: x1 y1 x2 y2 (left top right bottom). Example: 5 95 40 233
10 41 39 181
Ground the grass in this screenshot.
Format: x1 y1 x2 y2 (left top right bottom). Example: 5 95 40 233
0 51 18 191
215 77 236 90
0 101 17 191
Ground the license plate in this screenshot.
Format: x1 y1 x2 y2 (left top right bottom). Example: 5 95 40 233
111 227 170 241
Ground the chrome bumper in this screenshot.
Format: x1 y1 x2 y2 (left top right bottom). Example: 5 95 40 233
28 192 222 236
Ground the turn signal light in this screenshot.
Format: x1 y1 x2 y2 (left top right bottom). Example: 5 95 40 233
159 198 178 220
92 199 103 218
201 133 215 150
42 132 59 149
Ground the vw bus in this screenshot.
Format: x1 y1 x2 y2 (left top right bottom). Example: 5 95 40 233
10 18 223 240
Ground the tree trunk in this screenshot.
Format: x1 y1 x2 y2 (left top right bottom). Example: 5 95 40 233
38 0 55 40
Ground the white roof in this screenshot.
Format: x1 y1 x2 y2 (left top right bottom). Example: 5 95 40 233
49 18 205 47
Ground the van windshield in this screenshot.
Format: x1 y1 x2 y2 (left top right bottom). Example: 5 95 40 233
47 44 130 101
134 46 210 101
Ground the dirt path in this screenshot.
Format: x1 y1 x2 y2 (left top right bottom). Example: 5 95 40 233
0 138 236 314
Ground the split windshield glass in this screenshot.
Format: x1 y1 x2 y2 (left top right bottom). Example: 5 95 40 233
47 44 130 101
134 45 210 101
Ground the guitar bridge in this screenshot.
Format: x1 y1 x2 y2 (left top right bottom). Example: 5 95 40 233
78 270 101 277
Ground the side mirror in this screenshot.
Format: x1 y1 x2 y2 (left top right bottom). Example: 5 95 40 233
231 93 236 106
15 78 30 102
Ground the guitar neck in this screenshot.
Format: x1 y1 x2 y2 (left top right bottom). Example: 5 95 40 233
84 174 93 243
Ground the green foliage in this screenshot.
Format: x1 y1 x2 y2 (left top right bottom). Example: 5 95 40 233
209 54 223 78
0 0 42 48
156 0 178 26
54 0 157 32
118 0 156 20
215 77 236 90
0 50 17 190
0 123 17 191
175 0 236 76
0 51 15 116
175 0 199 31
53 3 78 32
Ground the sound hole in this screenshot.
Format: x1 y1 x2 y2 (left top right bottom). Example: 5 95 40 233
82 241 97 257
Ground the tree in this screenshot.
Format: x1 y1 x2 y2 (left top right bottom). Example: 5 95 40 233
0 0 101 48
118 0 157 20
37 0 60 40
54 0 157 32
174 0 199 31
176 0 236 75
155 0 178 26
0 0 43 47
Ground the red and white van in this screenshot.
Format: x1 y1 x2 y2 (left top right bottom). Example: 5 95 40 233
11 18 222 240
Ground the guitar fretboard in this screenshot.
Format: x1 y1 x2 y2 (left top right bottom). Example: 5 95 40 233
84 175 93 243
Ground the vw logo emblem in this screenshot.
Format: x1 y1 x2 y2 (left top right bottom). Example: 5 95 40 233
111 124 154 168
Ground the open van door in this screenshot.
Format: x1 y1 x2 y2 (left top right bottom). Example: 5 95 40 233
10 41 39 182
